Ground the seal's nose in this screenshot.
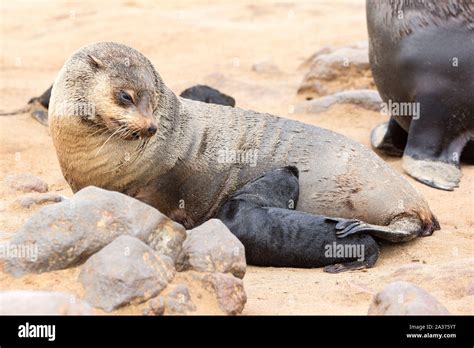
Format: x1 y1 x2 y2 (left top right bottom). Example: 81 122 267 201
146 124 157 136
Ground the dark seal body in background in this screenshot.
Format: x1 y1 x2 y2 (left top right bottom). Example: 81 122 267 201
179 85 235 107
216 166 379 272
367 0 474 190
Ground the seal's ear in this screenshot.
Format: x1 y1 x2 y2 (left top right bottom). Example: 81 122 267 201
87 54 105 69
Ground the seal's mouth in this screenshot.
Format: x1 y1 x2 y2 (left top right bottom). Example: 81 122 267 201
103 118 157 140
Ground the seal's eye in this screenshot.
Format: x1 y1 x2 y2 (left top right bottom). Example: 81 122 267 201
118 90 133 105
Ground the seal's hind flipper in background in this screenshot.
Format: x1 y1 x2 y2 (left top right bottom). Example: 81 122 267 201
370 118 407 157
0 84 52 126
28 99 49 126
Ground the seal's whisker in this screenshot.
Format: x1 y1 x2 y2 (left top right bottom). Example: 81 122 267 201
95 125 126 157
87 126 108 139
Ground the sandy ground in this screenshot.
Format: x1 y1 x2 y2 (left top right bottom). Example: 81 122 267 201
0 0 472 315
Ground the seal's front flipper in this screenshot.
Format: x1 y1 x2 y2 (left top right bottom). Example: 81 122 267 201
402 157 461 191
370 117 407 157
401 92 472 191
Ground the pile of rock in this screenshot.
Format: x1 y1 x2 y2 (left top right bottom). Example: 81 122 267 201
0 186 247 315
298 42 374 98
295 42 381 115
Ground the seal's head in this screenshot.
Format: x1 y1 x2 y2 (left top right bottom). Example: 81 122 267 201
51 42 163 139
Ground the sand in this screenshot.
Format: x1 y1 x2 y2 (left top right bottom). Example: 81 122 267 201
0 0 472 315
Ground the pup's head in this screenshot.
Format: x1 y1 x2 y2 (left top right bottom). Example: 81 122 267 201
232 166 300 209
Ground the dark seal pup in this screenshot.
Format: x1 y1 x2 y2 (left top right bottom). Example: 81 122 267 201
179 85 235 107
49 42 439 248
367 0 474 190
216 166 380 273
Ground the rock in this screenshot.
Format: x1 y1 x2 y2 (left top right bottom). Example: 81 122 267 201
3 173 48 193
0 290 94 315
164 284 196 314
177 219 246 279
298 42 375 97
143 296 165 316
295 89 382 114
199 272 246 315
368 281 450 315
79 235 175 312
14 192 66 209
147 219 187 263
298 46 332 70
2 186 185 276
252 60 282 75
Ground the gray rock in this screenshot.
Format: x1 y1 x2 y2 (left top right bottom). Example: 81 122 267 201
298 42 373 96
4 173 48 193
368 281 450 315
199 272 247 315
143 296 165 316
295 89 382 114
2 186 185 276
164 283 196 314
0 290 94 315
14 192 66 209
177 219 246 279
147 219 187 263
79 235 175 312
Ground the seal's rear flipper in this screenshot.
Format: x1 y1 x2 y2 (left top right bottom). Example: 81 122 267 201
370 117 407 157
329 217 407 240
0 85 52 127
334 214 439 242
324 260 372 273
28 99 49 126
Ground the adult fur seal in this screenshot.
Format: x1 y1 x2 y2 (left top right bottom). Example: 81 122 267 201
367 0 474 190
216 166 379 272
49 42 439 247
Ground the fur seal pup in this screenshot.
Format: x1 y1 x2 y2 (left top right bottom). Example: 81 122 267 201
216 166 379 272
179 85 235 107
49 42 439 245
367 0 474 190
